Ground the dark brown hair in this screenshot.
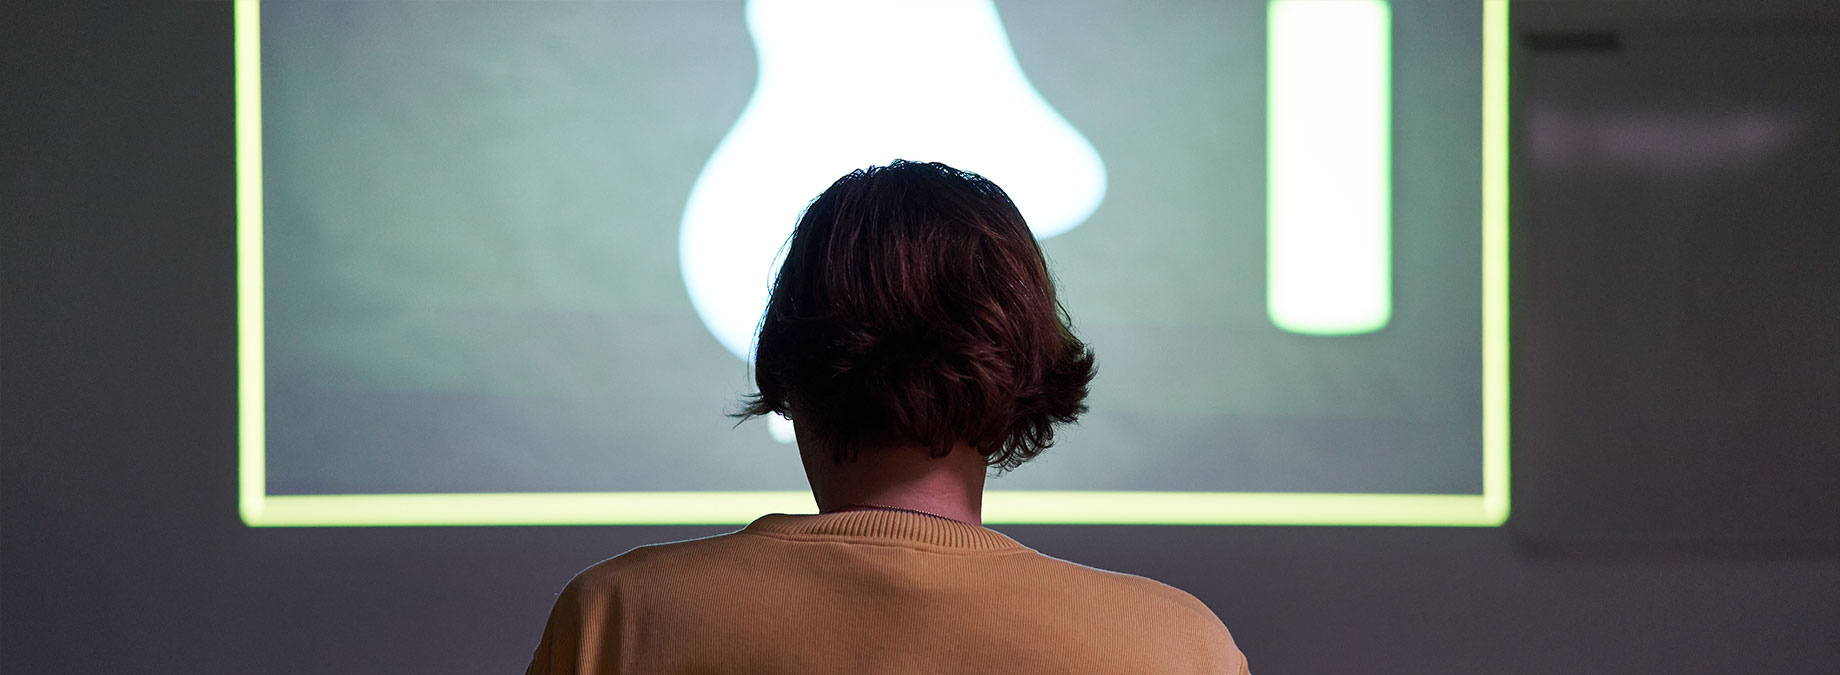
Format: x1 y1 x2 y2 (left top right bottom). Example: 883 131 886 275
735 160 1095 472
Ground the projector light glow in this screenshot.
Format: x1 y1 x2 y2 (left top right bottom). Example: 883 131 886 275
679 0 1108 362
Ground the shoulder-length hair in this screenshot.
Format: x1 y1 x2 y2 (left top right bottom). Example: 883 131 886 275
734 160 1095 472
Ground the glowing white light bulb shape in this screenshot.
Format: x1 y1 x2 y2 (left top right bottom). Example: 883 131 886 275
680 0 1108 369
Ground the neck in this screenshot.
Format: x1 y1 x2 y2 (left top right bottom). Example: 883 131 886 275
801 439 989 525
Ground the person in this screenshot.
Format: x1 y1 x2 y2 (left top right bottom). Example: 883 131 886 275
526 160 1249 674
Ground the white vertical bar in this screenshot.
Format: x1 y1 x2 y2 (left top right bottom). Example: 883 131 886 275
1267 0 1392 335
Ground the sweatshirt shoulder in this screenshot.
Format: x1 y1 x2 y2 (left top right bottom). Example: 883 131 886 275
560 530 758 598
1022 551 1223 620
1016 551 1249 670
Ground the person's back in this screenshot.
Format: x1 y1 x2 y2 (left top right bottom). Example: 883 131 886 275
530 511 1246 674
527 161 1249 673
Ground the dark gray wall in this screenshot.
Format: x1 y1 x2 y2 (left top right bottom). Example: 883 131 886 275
5 3 1837 673
1513 10 1840 551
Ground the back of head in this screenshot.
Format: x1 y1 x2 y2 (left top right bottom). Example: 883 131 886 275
738 160 1095 472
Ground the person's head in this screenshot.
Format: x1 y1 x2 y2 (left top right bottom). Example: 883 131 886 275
735 160 1095 473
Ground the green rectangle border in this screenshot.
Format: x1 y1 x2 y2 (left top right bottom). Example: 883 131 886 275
236 0 1510 527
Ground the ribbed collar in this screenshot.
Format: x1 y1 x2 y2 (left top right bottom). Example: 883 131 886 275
745 510 1025 552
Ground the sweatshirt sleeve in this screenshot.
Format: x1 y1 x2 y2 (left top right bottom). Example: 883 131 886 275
525 574 624 675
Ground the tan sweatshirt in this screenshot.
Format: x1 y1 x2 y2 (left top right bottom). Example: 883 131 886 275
526 509 1249 674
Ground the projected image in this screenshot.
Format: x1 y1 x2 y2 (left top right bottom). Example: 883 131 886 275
240 0 1508 525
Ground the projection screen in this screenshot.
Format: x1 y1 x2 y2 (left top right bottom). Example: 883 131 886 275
236 0 1510 526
